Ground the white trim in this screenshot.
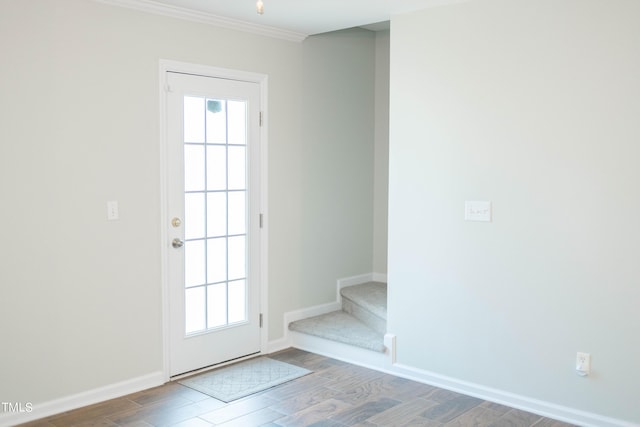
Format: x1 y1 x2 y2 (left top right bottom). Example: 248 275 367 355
158 61 171 383
159 59 269 381
93 0 307 42
0 372 163 427
384 333 396 364
267 336 291 354
336 273 377 289
161 60 270 85
372 272 387 283
259 77 270 356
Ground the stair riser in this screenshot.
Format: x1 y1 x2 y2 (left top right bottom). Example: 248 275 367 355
288 310 386 352
342 298 386 334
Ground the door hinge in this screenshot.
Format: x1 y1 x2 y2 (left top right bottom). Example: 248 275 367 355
259 111 263 127
165 84 173 93
259 213 263 228
259 313 263 328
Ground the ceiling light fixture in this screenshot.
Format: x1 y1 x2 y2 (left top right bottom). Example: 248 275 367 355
256 0 264 15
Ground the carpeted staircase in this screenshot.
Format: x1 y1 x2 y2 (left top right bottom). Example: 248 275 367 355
288 281 387 353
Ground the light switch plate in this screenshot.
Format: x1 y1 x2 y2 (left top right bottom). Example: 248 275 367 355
107 201 119 220
465 201 491 222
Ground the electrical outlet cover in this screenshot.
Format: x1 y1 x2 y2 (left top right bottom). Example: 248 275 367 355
576 352 591 376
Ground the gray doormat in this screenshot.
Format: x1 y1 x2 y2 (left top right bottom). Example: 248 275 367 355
178 357 312 402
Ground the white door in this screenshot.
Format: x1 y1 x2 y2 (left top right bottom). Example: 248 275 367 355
166 71 262 377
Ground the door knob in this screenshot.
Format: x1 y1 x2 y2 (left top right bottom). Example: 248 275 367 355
172 238 184 249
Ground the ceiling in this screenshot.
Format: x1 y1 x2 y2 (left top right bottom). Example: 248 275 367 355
99 0 458 40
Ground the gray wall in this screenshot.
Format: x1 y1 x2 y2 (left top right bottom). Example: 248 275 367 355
373 31 390 274
276 28 376 321
0 0 375 408
388 0 640 423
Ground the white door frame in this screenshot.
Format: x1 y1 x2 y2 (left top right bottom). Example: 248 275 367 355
159 59 268 381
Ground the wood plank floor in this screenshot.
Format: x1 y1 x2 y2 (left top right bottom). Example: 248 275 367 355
19 348 577 427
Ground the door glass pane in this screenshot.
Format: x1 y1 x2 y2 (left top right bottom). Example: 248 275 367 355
207 283 227 328
206 146 226 191
206 99 226 144
207 238 226 284
185 240 205 287
228 191 246 235
184 145 205 192
184 193 205 240
227 101 246 146
228 280 246 323
184 97 205 143
227 146 246 190
207 192 226 237
185 287 205 334
228 236 246 281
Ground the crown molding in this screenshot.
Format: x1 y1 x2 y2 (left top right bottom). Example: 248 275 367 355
93 0 308 42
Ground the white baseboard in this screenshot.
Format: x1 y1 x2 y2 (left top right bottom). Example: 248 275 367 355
267 336 291 354
372 272 387 283
0 371 164 427
384 333 396 364
336 273 378 290
337 272 386 290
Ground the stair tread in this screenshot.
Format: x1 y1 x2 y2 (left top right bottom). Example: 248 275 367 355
340 281 387 320
289 311 385 353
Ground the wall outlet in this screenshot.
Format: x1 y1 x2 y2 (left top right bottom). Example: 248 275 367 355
576 352 591 376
